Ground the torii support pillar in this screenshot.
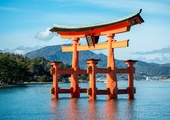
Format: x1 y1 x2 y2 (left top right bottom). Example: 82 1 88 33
87 59 99 100
70 37 80 98
125 60 137 99
50 61 62 99
106 34 118 99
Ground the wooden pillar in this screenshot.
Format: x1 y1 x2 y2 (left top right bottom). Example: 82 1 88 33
70 37 80 98
125 60 137 99
106 34 118 99
50 61 62 99
87 59 99 100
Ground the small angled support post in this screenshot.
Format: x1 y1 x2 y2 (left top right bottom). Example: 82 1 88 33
86 59 99 100
50 61 62 99
125 60 137 99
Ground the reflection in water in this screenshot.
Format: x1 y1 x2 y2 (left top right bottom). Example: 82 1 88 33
117 99 135 120
87 99 118 119
50 98 59 120
67 98 81 120
87 100 98 119
126 100 135 120
103 100 118 120
50 98 135 120
1 82 170 119
50 98 83 120
50 98 58 113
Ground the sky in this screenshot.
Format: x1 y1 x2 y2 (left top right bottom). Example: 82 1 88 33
0 0 170 64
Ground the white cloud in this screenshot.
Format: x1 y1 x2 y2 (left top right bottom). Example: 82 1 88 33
133 46 170 55
134 53 170 64
35 27 56 41
131 46 170 64
14 50 24 54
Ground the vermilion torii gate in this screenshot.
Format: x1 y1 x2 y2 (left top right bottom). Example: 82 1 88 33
50 9 144 100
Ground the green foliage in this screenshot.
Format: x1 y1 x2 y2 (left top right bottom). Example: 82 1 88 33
79 74 89 80
0 53 52 85
27 57 51 82
58 63 71 82
0 53 30 84
0 52 89 85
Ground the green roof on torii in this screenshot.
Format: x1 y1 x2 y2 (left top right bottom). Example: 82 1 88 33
50 9 144 33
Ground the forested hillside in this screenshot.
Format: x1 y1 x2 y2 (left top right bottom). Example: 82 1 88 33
0 52 88 85
0 52 51 85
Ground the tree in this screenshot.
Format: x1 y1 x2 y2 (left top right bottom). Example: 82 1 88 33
0 52 90 84
58 63 71 82
27 57 52 82
0 54 30 85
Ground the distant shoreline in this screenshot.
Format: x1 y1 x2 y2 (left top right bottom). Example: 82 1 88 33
1 79 170 88
24 82 53 84
0 82 53 88
0 83 27 88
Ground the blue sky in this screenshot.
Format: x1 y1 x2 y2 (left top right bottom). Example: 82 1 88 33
0 0 170 64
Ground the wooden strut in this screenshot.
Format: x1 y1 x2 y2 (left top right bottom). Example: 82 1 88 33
62 40 129 52
50 59 137 100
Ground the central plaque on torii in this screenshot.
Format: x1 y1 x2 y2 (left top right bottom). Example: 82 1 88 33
50 9 144 99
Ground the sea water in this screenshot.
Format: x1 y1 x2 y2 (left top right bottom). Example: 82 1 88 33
0 81 170 120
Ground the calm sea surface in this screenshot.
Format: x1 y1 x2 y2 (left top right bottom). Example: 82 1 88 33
0 81 170 120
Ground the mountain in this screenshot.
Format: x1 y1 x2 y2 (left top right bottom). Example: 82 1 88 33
25 44 126 69
25 45 170 79
3 46 43 55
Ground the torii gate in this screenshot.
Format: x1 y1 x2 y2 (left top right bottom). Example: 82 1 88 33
50 9 144 100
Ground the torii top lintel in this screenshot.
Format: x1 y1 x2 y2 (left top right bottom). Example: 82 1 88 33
50 9 144 39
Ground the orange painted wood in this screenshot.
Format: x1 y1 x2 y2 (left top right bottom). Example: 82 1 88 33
96 68 111 73
78 69 87 74
58 69 74 74
57 68 87 74
116 68 129 74
50 62 62 99
58 88 73 93
87 59 99 100
62 40 129 52
106 35 118 99
70 38 80 98
59 26 130 39
80 88 87 93
57 21 130 39
117 89 128 94
97 90 110 95
125 60 137 99
49 10 143 100
100 26 130 35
